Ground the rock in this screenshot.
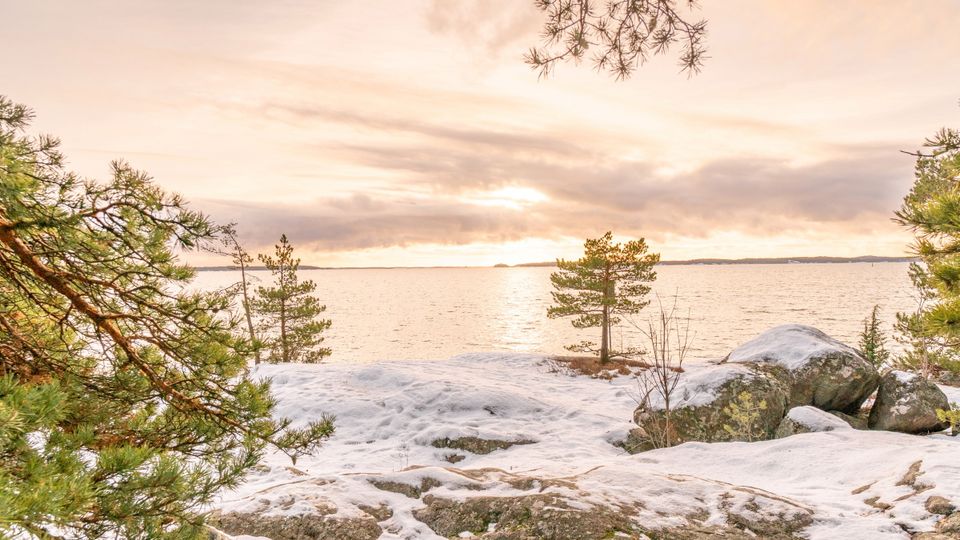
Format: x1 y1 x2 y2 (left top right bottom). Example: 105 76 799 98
204 526 231 540
774 406 853 438
358 504 393 522
868 371 950 433
633 363 789 444
927 496 957 515
829 410 869 430
414 493 811 540
937 512 960 534
414 493 643 539
726 325 880 412
370 477 442 499
442 453 465 464
211 511 382 540
431 436 535 455
614 427 655 454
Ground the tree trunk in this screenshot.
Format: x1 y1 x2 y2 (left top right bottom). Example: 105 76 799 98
600 304 609 363
279 265 288 362
600 265 611 363
238 257 260 365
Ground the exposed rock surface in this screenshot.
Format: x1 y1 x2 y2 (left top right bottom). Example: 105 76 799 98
414 492 812 540
775 406 853 438
633 363 789 444
869 371 950 433
370 476 442 499
210 510 382 540
725 324 880 412
914 511 960 539
413 493 642 539
926 495 957 516
204 526 232 540
431 436 535 454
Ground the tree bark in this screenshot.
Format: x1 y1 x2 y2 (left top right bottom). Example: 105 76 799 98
600 263 612 363
238 254 260 365
600 304 609 363
280 264 288 363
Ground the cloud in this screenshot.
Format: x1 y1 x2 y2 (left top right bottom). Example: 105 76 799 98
198 141 914 254
197 194 546 252
423 0 541 57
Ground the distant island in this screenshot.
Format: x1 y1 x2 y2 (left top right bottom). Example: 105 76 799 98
196 255 915 272
196 265 326 272
505 255 916 267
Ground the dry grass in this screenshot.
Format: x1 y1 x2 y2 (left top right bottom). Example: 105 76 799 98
546 355 654 380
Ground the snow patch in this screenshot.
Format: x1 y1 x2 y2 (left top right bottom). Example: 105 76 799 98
727 324 862 370
215 354 960 539
645 363 754 411
893 370 918 384
940 384 960 405
786 406 852 431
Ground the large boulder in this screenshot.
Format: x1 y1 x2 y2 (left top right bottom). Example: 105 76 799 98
868 370 950 433
633 364 789 444
774 406 853 438
725 324 880 413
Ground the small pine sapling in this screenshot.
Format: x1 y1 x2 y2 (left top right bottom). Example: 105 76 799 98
859 305 890 368
722 391 768 442
936 403 960 436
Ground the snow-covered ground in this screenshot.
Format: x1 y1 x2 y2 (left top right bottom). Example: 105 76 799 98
217 354 960 539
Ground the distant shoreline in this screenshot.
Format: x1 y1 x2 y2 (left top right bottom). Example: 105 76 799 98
196 255 915 272
511 255 916 267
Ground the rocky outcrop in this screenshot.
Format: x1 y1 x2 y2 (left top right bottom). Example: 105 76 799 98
926 496 956 516
869 371 950 433
633 364 789 444
725 325 880 413
414 492 812 540
774 406 853 438
914 511 960 539
431 436 535 455
210 511 383 540
414 493 643 539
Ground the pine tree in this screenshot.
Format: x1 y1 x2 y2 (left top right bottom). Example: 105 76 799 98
859 305 890 368
548 232 659 363
0 96 333 539
894 128 960 380
255 235 331 363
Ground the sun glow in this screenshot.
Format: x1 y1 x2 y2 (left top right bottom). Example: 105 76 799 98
465 186 549 210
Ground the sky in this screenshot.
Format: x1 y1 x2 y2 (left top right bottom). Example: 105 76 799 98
3 0 959 267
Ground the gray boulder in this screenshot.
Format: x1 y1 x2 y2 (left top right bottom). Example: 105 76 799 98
868 370 950 433
774 406 853 438
634 364 788 444
725 324 880 413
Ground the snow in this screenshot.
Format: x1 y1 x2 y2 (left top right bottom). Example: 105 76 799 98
786 406 852 431
893 370 918 384
645 363 754 411
215 354 960 539
938 383 960 405
726 324 862 370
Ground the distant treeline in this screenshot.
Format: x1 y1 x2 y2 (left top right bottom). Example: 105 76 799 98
197 255 916 272
508 255 916 267
197 265 325 272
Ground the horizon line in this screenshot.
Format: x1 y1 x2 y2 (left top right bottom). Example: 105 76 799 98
195 254 916 271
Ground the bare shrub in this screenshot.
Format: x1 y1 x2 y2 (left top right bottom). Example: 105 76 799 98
631 295 692 448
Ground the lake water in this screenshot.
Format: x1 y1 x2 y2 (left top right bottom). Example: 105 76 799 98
193 263 917 364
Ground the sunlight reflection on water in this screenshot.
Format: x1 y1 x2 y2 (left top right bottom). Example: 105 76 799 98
192 263 916 364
